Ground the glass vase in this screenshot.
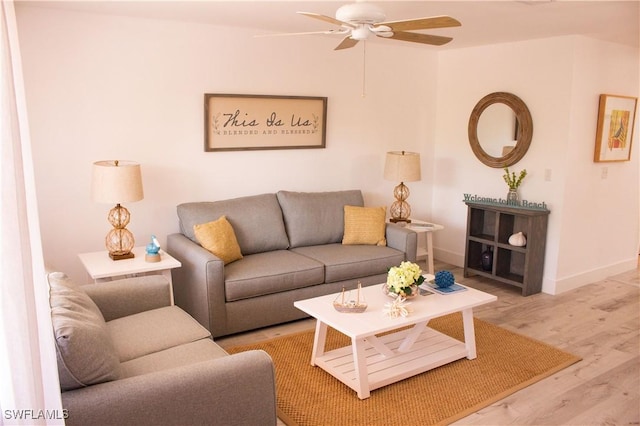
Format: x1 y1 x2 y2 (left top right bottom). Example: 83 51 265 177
382 283 419 299
507 189 519 204
481 247 493 271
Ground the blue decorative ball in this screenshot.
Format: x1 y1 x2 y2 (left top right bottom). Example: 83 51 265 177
434 270 455 288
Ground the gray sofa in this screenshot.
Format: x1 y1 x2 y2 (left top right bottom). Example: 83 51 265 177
48 271 277 426
167 190 417 338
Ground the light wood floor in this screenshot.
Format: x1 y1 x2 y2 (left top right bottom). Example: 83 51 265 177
216 259 640 425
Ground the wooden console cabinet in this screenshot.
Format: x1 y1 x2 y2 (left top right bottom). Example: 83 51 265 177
463 201 550 296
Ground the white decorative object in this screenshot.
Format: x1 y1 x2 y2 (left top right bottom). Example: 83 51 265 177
382 297 412 318
333 282 367 313
508 232 527 247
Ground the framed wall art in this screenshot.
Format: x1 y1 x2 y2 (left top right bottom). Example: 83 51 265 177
594 94 637 162
204 94 327 152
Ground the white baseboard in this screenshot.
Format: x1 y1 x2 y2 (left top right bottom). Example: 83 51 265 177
547 257 638 295
434 248 636 296
433 248 464 268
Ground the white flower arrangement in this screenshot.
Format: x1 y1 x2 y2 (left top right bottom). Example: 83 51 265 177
386 261 425 297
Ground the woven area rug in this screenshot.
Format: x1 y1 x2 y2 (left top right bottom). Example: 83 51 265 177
227 313 581 426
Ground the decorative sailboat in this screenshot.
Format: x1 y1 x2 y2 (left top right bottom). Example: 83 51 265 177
333 282 367 313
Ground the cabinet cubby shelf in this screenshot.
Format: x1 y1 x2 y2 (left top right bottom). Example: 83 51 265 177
466 267 525 288
463 201 550 296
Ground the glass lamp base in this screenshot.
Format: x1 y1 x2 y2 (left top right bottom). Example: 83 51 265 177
389 200 412 223
106 227 135 260
390 182 412 223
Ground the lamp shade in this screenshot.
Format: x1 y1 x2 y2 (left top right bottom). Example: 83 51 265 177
91 160 144 204
383 151 421 182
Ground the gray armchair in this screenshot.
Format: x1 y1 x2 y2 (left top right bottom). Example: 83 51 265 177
48 271 277 426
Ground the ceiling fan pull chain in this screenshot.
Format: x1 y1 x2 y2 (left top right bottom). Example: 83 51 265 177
362 40 367 98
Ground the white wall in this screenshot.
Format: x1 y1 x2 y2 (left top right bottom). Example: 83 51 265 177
432 36 639 294
15 6 438 283
15 6 639 293
555 36 639 292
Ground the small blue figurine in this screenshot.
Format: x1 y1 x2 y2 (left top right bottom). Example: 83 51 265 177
145 235 161 262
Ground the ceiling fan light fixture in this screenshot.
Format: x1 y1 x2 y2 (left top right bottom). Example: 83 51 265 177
335 2 386 24
351 25 370 40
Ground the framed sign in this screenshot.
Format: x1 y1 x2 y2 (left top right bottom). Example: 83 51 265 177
205 94 327 151
594 94 637 162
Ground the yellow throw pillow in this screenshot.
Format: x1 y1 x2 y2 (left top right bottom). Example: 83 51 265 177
193 216 243 264
342 205 387 246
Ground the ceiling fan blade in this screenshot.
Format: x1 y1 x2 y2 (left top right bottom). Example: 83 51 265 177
378 16 461 32
335 36 359 50
384 31 453 46
297 12 356 29
255 29 348 38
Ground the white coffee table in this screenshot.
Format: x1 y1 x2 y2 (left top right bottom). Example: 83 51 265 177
294 278 497 399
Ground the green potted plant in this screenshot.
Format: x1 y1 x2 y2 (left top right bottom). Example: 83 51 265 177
503 167 527 203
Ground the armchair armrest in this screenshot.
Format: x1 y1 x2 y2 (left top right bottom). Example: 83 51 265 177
61 350 277 426
81 275 171 321
386 224 418 262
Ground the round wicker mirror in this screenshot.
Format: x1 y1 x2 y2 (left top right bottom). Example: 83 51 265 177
468 92 533 168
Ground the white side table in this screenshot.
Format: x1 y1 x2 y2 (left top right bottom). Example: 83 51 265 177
78 246 181 304
403 220 444 275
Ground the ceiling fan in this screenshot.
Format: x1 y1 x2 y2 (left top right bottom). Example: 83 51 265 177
268 1 461 50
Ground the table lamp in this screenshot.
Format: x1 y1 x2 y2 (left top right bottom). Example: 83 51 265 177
91 160 144 260
383 151 421 223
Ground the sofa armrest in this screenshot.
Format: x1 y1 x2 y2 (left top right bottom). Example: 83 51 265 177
81 275 171 321
386 224 418 262
61 350 277 426
167 233 227 336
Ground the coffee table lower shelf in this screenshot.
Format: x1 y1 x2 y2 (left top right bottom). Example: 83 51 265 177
313 326 469 399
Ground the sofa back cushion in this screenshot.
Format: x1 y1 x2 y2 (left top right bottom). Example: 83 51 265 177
177 193 289 255
277 190 364 248
48 272 120 391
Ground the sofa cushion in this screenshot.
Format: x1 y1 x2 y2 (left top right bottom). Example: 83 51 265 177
277 190 364 248
119 339 228 379
291 243 405 283
342 205 387 246
177 193 289 255
48 272 120 391
107 306 212 362
194 215 243 264
224 250 325 302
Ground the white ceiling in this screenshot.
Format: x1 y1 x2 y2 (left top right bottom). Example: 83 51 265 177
18 0 640 50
